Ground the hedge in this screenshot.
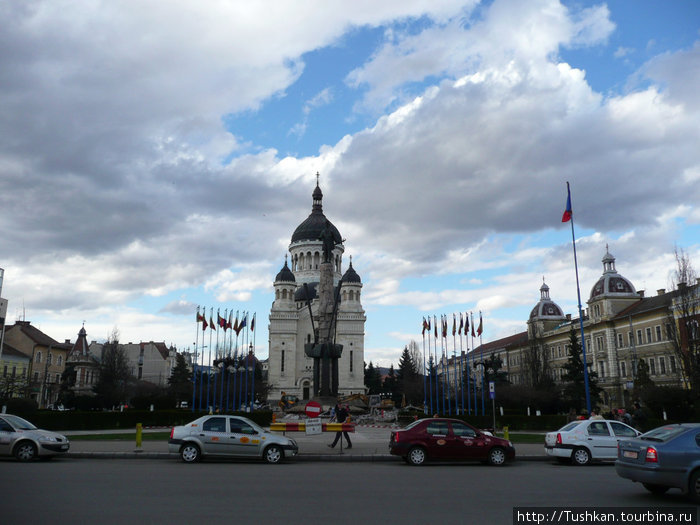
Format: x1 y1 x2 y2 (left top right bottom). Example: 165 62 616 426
3 409 273 431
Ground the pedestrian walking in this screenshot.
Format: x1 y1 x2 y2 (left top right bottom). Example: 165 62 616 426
328 403 352 449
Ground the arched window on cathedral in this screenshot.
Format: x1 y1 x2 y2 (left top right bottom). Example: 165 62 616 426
342 290 346 301
314 251 320 269
349 290 354 301
36 351 42 363
306 251 312 269
282 289 288 300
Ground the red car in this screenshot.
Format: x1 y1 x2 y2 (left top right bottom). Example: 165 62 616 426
390 418 515 466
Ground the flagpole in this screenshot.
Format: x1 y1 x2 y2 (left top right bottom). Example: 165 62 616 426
422 318 428 415
479 311 485 416
251 313 256 411
213 308 220 412
427 318 433 415
471 312 477 416
564 181 592 414
465 312 471 415
434 315 439 414
452 314 458 415
459 317 465 416
192 307 199 413
199 313 206 411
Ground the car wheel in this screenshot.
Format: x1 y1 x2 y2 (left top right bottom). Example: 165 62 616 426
180 443 201 463
689 471 700 503
264 444 283 464
14 441 37 462
487 447 507 466
407 446 427 466
643 483 669 495
572 447 590 466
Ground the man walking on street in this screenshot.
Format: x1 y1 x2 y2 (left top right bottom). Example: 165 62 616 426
328 403 352 449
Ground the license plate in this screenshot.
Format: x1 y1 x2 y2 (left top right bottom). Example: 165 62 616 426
623 450 638 459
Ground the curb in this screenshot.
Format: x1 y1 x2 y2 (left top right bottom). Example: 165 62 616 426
63 451 550 462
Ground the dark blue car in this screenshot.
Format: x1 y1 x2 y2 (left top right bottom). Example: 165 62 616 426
615 423 700 502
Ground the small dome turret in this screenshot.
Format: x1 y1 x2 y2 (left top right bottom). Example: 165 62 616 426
529 278 565 321
341 258 361 284
275 256 295 283
589 247 636 300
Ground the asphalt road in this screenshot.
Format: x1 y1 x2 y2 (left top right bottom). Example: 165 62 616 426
1 458 695 525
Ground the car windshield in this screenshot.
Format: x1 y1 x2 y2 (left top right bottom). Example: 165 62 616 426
641 425 688 442
4 415 37 430
403 419 425 431
559 422 582 432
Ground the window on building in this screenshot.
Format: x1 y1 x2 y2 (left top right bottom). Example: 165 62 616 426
57 355 63 366
47 353 52 365
649 358 656 375
598 361 605 378
617 333 623 348
55 373 60 383
659 357 666 375
646 328 652 344
558 346 562 358
670 356 677 373
281 350 285 372
35 351 42 363
636 330 643 345
628 331 633 347
620 361 626 378
33 372 39 381
350 350 354 372
12 366 17 377
596 337 604 352
2 365 6 377
665 323 672 340
655 326 662 342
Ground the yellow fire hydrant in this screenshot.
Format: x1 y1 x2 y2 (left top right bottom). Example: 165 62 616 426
135 423 143 452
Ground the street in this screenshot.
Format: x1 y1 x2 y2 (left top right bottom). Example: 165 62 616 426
1 458 694 524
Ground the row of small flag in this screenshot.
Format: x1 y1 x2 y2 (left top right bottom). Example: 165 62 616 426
195 306 255 335
422 312 483 338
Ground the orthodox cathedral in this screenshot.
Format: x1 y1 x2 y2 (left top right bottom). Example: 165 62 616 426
267 179 366 403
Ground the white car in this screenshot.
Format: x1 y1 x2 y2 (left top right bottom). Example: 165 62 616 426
545 419 641 465
169 415 298 464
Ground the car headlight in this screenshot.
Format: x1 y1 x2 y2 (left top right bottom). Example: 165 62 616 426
39 435 58 443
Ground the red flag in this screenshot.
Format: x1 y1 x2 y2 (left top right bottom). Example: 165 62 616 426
210 315 216 331
471 314 475 337
452 314 456 336
196 311 205 323
233 312 239 334
218 313 226 329
422 317 427 335
250 314 255 332
562 184 572 222
477 313 483 336
465 314 469 336
458 314 464 335
226 312 232 331
434 316 438 338
441 315 447 338
202 318 208 331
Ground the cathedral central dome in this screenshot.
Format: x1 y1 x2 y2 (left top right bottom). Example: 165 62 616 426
290 181 342 245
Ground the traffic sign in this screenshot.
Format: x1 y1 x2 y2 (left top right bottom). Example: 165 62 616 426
305 400 322 418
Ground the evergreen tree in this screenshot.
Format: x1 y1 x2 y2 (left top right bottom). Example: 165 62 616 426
383 365 398 403
364 361 382 394
562 327 602 413
397 346 422 405
168 353 193 406
633 358 654 402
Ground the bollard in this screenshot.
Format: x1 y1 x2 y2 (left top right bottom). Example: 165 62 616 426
503 425 509 441
272 413 277 423
135 423 143 452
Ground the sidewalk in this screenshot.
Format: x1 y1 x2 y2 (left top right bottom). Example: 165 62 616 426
63 426 549 462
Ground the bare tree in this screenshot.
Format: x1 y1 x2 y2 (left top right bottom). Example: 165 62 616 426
523 333 554 390
93 328 132 408
667 247 700 398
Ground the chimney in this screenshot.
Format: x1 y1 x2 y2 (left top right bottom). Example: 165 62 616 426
638 290 645 298
657 289 665 296
65 339 70 344
679 282 687 290
566 314 571 321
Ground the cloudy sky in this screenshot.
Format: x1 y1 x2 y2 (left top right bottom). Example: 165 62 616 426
1 0 699 367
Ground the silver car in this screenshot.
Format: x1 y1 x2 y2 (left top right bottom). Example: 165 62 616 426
0 414 71 461
168 415 298 464
545 419 641 465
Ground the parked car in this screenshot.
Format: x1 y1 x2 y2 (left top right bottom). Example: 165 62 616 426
0 413 70 461
615 423 700 502
389 418 515 466
168 414 298 464
545 419 641 465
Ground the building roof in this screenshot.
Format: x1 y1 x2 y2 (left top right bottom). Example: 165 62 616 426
290 181 343 245
8 321 69 349
1 341 30 360
341 260 361 284
589 249 637 301
529 280 565 321
471 331 529 356
275 258 296 283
